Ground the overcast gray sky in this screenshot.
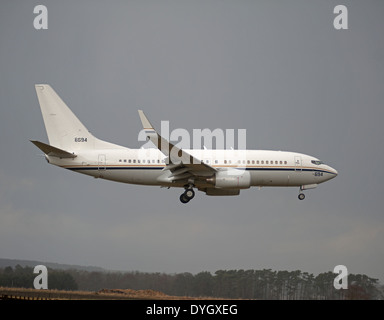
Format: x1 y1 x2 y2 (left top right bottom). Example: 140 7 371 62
1 0 383 283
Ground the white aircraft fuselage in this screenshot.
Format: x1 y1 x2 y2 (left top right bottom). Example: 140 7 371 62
31 85 337 203
47 149 336 188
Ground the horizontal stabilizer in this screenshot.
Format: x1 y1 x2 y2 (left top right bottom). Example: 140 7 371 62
30 140 77 158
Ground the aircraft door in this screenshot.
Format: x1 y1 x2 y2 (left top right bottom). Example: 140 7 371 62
98 154 106 174
294 156 302 172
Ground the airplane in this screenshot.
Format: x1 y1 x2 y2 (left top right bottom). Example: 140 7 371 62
31 84 338 204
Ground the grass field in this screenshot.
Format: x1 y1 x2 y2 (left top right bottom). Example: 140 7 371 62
0 287 222 300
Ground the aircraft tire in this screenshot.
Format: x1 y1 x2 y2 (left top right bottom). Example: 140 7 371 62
180 194 190 204
298 193 305 200
185 189 195 200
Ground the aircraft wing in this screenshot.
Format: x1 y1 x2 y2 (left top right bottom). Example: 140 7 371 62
138 110 216 181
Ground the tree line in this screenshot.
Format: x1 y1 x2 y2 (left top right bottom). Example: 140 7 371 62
1 265 382 299
0 265 77 291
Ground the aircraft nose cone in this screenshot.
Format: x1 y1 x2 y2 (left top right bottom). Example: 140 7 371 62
328 166 338 179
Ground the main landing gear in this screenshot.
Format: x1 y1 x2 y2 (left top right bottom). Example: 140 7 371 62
180 186 195 204
298 193 305 200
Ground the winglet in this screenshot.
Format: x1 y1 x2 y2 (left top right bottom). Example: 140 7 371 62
138 110 154 130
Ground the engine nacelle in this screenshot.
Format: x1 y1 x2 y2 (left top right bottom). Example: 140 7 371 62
207 169 251 189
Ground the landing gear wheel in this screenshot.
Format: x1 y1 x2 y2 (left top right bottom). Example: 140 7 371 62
298 193 305 200
180 194 190 204
185 189 195 199
180 188 195 204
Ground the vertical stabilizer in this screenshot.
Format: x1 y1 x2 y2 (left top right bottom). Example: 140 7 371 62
35 84 123 151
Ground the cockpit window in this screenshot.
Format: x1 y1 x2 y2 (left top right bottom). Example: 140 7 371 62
311 160 324 165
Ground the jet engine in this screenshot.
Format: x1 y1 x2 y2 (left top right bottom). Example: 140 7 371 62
207 169 251 189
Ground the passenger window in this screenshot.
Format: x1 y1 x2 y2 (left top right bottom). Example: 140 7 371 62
224 160 227 164
261 160 264 164
266 161 269 164
284 161 287 165
128 159 131 163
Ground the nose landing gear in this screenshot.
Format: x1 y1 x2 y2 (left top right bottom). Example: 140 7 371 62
298 184 317 200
